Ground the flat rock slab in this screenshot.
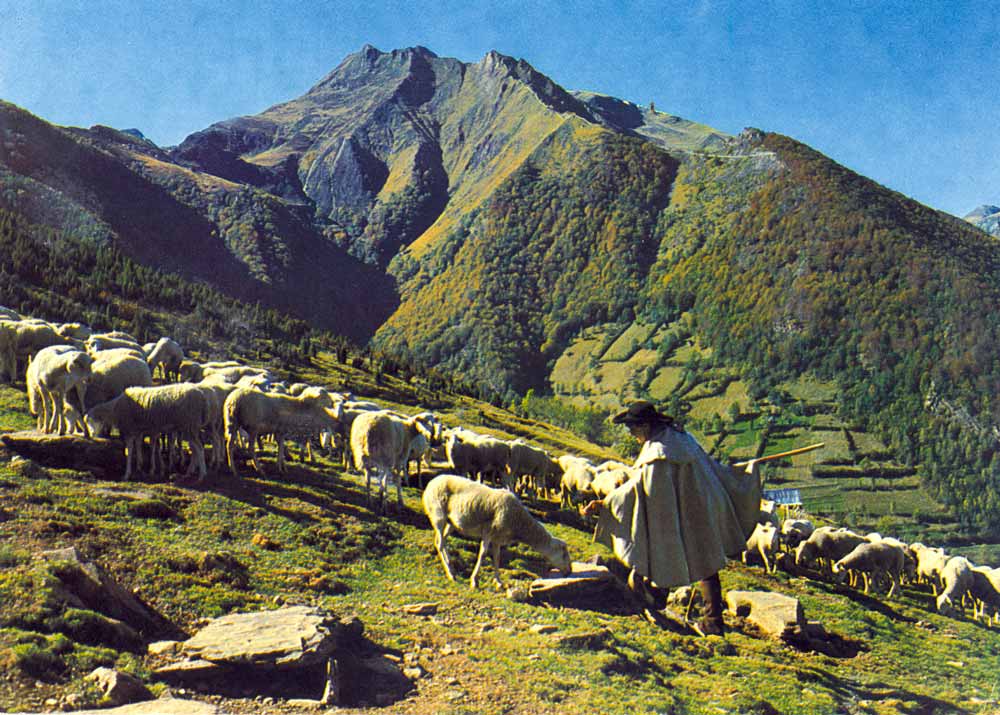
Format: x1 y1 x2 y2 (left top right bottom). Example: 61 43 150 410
529 561 616 599
181 605 342 668
726 590 805 640
0 431 125 475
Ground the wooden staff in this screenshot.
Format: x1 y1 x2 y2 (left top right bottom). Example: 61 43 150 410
733 442 825 468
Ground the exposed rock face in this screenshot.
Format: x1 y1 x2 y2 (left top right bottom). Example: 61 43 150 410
38 547 177 639
964 204 1000 237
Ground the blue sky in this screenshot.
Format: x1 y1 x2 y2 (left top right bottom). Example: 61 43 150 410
1 0 996 217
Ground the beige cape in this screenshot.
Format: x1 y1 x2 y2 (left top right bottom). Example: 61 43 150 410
595 427 760 589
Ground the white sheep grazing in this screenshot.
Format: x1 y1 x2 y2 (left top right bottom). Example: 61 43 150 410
64 352 154 437
937 556 975 615
25 346 93 437
780 518 815 550
223 387 343 477
743 521 781 573
506 440 561 498
86 384 211 481
833 541 906 597
911 542 949 594
422 473 572 589
445 430 510 485
195 379 239 470
795 527 868 575
557 455 596 508
145 337 184 382
350 410 436 512
337 400 383 470
970 566 1000 625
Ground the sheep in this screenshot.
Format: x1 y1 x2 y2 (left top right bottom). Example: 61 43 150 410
794 527 868 575
970 566 1000 625
868 534 917 584
445 430 510 485
195 379 239 471
86 384 211 481
780 518 815 550
25 346 93 437
505 440 560 497
177 360 243 383
145 337 184 382
557 455 596 508
337 400 383 470
911 542 949 594
936 556 975 615
64 351 154 437
86 333 144 355
202 365 273 385
0 306 20 320
56 322 92 341
422 474 572 589
350 410 437 512
832 541 906 597
405 432 432 486
223 387 343 477
591 463 633 500
743 521 780 573
1 319 71 383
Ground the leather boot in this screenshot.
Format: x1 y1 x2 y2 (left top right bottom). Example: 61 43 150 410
697 572 725 636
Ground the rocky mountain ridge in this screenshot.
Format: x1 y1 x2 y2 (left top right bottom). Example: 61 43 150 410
964 204 1000 236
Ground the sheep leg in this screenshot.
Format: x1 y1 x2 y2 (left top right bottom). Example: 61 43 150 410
250 431 266 476
395 468 403 512
758 545 771 573
73 383 90 438
123 436 136 482
470 538 491 589
490 540 504 589
276 436 287 474
433 522 455 581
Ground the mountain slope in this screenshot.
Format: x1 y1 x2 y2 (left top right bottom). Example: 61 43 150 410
0 101 395 341
4 46 1000 531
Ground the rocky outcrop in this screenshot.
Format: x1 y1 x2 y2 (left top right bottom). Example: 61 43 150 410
964 204 1000 237
38 547 178 639
153 606 411 706
85 668 152 707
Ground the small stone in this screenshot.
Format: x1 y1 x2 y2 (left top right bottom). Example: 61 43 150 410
445 677 460 686
506 585 530 602
530 624 558 634
147 640 181 656
403 666 425 680
440 644 455 655
446 689 465 702
527 654 541 661
479 624 494 634
401 602 439 616
44 698 58 707
947 661 965 668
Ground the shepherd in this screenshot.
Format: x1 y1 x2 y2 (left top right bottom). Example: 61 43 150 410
583 401 762 636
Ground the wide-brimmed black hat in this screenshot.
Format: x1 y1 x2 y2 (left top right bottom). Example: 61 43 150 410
612 400 674 426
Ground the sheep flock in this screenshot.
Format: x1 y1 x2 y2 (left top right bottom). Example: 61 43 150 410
2 305 999 623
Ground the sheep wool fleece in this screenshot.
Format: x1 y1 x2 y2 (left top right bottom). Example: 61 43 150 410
595 426 760 589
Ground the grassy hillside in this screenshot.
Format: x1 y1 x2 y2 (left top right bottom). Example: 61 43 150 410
2 365 1000 714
